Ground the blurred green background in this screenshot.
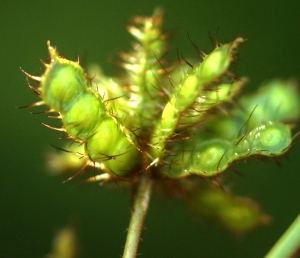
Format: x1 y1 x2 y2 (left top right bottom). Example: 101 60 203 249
1 1 299 257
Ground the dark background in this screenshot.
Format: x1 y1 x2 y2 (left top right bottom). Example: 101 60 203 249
1 1 299 257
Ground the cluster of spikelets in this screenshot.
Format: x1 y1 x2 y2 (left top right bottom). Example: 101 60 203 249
21 8 299 233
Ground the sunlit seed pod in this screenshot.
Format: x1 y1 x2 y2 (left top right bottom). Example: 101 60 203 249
177 68 202 113
149 94 179 161
251 122 291 155
85 117 123 161
198 37 245 83
81 114 138 176
161 96 178 134
21 10 299 185
161 136 235 178
175 45 245 118
157 68 201 140
62 90 106 140
188 139 234 176
232 122 292 159
105 134 140 175
41 52 87 112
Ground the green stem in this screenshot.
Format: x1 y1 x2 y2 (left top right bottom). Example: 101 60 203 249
123 174 153 258
265 213 300 258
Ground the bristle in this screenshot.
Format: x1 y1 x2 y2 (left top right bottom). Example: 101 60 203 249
39 58 50 68
20 68 41 81
17 101 45 109
83 173 111 184
40 122 66 132
75 54 80 64
63 161 91 183
25 77 41 96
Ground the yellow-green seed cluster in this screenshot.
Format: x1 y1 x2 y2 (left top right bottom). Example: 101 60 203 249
22 9 299 180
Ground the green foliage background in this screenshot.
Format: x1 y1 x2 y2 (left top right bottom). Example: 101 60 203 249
1 1 299 257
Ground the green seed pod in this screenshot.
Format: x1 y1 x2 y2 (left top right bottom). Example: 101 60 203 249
238 79 300 128
62 90 106 140
150 39 245 164
41 46 88 112
176 67 203 113
164 120 293 178
188 139 234 176
163 137 234 178
217 198 270 233
23 42 139 176
85 117 122 161
188 182 270 233
251 122 291 155
233 122 292 159
199 37 245 83
105 134 140 174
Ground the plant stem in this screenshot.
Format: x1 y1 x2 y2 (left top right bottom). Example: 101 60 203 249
265 213 300 258
123 174 153 258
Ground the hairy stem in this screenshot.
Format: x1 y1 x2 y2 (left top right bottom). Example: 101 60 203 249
123 174 153 258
